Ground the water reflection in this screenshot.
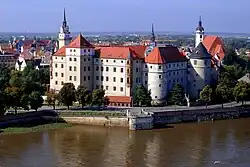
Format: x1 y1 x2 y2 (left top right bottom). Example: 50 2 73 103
1 119 250 167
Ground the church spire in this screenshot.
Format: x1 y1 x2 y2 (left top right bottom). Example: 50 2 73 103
196 16 204 31
63 8 67 28
150 23 156 47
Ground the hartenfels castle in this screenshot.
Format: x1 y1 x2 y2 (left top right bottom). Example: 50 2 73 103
50 11 225 106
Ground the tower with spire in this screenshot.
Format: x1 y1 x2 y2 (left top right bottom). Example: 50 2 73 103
150 24 156 47
195 16 205 47
58 8 72 49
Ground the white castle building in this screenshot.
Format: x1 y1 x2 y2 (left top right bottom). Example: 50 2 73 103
50 11 225 106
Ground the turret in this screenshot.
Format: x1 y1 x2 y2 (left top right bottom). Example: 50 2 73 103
195 16 205 47
58 8 72 49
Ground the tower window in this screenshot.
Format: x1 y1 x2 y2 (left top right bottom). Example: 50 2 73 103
200 35 202 38
194 60 197 65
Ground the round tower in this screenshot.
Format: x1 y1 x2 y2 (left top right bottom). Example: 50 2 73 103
195 16 205 47
145 47 167 105
188 43 211 99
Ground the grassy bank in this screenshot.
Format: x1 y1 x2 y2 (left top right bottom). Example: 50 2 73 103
0 123 72 135
59 111 126 117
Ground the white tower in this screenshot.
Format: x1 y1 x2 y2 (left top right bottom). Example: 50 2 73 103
195 16 205 47
58 8 72 49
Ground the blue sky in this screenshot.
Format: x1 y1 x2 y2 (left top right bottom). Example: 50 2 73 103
0 0 249 33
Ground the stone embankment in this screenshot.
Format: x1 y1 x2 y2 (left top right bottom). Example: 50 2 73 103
1 106 250 131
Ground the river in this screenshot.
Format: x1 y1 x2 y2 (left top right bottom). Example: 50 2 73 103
1 119 250 167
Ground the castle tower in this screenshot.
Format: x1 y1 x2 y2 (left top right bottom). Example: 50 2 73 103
58 8 72 49
188 43 212 99
195 16 205 47
145 24 157 56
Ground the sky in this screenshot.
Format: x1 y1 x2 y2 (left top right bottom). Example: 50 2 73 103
0 0 249 33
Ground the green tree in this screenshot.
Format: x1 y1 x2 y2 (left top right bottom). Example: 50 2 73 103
233 81 250 105
20 94 30 111
0 64 11 91
216 83 231 108
58 83 76 110
76 85 92 109
4 86 22 114
133 85 152 106
46 90 58 110
91 89 106 109
199 85 213 107
167 83 185 105
29 91 44 111
0 90 7 115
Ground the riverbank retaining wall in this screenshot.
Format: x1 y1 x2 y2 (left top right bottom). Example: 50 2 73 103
62 117 129 127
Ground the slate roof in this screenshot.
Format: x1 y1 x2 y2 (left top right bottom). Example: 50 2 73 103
190 43 211 59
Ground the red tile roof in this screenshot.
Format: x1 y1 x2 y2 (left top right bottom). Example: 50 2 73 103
203 36 225 60
53 46 66 56
67 34 94 48
98 47 131 59
107 96 132 103
128 45 146 59
145 46 187 64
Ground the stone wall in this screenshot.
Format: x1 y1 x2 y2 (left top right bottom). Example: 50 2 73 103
62 116 129 127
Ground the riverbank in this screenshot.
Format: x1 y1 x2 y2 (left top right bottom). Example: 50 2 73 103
0 123 72 135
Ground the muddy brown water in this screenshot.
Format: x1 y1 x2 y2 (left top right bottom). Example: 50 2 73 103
1 118 250 167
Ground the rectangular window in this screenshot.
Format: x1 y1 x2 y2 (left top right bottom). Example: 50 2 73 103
194 60 197 65
101 76 104 81
101 67 103 71
120 87 124 92
55 81 58 85
96 85 99 89
55 72 58 77
84 76 86 81
74 58 77 61
113 60 116 63
145 80 147 84
96 66 99 71
61 64 64 68
88 58 90 61
106 67 109 71
113 67 116 72
136 68 139 72
106 60 108 62
88 66 91 71
127 78 130 84
159 75 162 79
106 77 109 81
69 76 72 80
121 68 124 73
145 65 147 68
159 66 162 69
61 81 64 85
74 66 76 71
61 73 64 77
88 76 90 80
84 67 86 71
113 86 116 91
120 78 123 83
55 64 58 68
69 66 72 71
106 86 109 90
113 77 116 82
69 57 72 61
74 76 76 81
96 76 99 80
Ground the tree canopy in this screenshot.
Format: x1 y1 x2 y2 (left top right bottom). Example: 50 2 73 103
233 81 250 105
199 85 213 105
167 83 185 105
91 88 106 108
58 83 76 110
76 85 92 109
133 85 152 107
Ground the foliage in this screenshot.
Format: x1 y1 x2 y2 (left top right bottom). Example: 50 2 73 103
76 85 92 109
167 83 185 105
4 86 22 114
216 83 232 107
133 85 152 106
46 90 58 110
233 81 250 105
91 88 106 108
29 91 44 111
199 85 213 105
58 83 76 110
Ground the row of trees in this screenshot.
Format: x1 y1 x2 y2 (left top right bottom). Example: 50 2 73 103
46 83 108 110
0 65 49 115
